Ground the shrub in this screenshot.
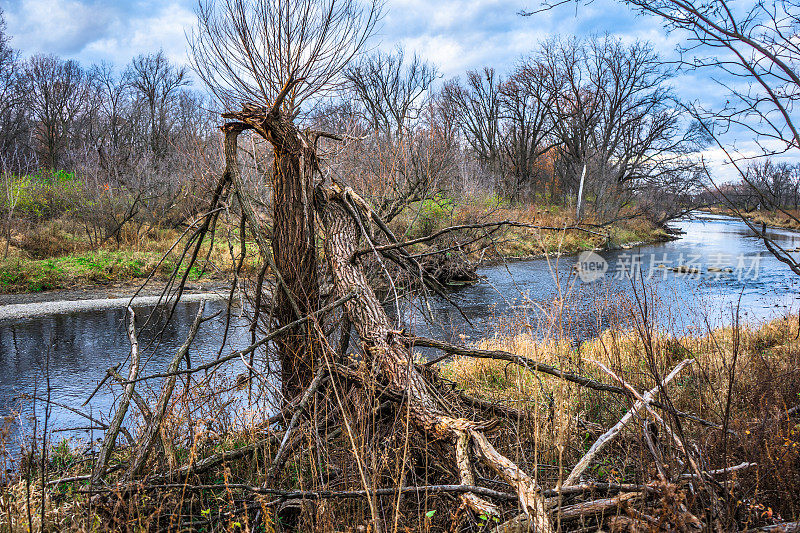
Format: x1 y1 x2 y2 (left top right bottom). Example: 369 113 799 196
4 169 87 220
411 194 454 237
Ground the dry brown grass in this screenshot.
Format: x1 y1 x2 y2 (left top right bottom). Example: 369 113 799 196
440 314 800 524
706 206 800 230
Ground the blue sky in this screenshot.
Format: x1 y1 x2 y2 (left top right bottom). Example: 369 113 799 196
1 0 786 180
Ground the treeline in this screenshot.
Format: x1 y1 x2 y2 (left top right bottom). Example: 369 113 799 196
1 5 700 250
0 7 221 253
698 159 800 213
314 35 702 226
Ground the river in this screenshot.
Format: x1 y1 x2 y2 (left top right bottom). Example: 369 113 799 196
1 213 799 446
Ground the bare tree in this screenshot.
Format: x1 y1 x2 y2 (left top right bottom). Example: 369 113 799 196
345 47 437 138
190 0 381 400
24 55 94 171
538 36 696 222
443 68 503 179
191 0 381 112
343 48 444 222
498 58 557 201
89 62 134 175
0 8 31 167
603 0 800 269
125 51 190 159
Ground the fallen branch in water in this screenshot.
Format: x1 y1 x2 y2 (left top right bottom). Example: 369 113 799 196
353 220 609 258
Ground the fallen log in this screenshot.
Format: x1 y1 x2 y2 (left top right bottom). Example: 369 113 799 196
317 183 553 532
494 492 641 532
83 482 519 502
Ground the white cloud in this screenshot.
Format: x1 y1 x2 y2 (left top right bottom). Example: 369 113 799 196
82 2 195 67
4 0 117 56
4 0 194 67
3 0 797 175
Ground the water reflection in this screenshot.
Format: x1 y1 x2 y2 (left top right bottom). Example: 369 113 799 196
0 301 255 446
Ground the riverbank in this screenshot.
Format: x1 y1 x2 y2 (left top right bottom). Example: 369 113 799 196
703 206 800 230
437 314 800 524
0 201 666 296
0 288 228 321
4 313 797 531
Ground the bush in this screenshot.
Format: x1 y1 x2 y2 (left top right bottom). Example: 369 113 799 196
4 169 87 220
411 194 454 237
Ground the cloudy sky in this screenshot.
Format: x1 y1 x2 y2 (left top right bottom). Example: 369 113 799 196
0 0 784 179
2 0 682 80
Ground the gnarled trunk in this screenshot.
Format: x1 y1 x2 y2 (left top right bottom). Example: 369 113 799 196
271 139 319 400
316 184 553 532
222 104 320 401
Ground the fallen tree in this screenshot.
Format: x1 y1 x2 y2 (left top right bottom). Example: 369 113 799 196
63 108 765 532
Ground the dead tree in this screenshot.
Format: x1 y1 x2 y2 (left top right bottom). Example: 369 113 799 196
190 0 381 400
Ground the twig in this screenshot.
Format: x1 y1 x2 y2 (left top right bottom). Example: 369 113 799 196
92 307 141 484
265 367 327 482
107 368 152 423
126 291 357 383
678 462 756 479
354 220 609 257
743 521 800 532
126 301 206 480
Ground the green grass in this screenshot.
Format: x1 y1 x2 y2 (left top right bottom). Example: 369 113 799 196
0 251 167 293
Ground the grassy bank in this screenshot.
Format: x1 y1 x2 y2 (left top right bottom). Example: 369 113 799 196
439 315 800 523
386 196 668 260
0 195 666 295
0 219 261 294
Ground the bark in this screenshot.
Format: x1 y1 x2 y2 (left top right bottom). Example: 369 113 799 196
272 134 319 400
223 99 320 401
316 183 553 532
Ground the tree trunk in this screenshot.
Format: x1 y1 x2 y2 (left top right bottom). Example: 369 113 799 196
222 104 320 402
316 184 553 532
272 139 319 401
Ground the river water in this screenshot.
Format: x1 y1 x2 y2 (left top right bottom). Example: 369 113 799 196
1 213 799 446
408 213 800 342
